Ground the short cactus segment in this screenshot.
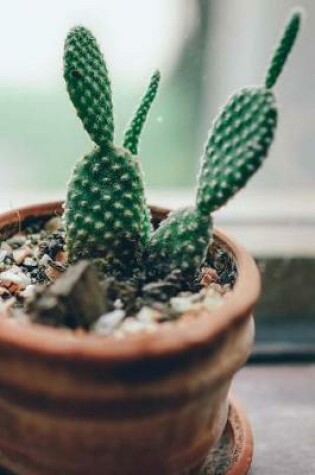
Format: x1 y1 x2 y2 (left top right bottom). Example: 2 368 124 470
146 208 212 279
64 145 151 268
196 88 277 215
123 70 161 155
64 26 114 147
265 10 302 89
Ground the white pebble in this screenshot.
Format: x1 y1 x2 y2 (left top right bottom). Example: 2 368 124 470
170 296 196 313
0 271 31 288
39 254 52 267
21 285 36 299
0 250 7 263
113 298 123 309
203 288 223 311
120 318 146 334
93 309 125 335
137 306 161 323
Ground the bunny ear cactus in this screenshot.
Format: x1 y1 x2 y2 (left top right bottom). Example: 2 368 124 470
63 27 160 270
146 10 301 279
63 11 301 282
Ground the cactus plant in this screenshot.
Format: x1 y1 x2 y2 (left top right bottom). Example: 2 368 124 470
63 27 160 270
63 10 301 281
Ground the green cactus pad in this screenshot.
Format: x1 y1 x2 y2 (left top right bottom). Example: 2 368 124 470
64 145 152 268
265 10 302 89
196 87 277 215
146 207 212 279
123 70 161 155
64 26 114 147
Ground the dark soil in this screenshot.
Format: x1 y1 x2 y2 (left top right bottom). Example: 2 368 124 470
0 215 237 333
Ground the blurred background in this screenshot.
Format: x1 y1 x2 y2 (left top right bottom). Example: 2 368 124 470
0 0 315 279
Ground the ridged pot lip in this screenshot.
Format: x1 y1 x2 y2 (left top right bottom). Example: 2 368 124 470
0 201 260 363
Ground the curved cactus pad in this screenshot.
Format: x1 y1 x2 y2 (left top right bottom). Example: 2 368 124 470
265 10 302 89
196 87 277 215
64 146 152 268
64 26 114 147
123 70 161 155
146 207 213 279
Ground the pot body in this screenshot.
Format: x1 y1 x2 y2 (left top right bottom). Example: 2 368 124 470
0 203 258 475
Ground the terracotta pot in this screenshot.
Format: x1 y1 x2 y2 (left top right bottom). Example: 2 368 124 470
0 202 259 475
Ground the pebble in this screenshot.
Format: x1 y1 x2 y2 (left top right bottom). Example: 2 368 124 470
7 234 26 247
0 271 31 289
201 267 218 286
18 285 36 300
93 309 126 335
1 242 13 256
13 246 32 265
119 317 157 334
0 250 7 263
39 254 52 267
44 266 63 282
44 216 63 233
113 298 123 309
23 257 37 268
137 306 162 323
202 288 224 311
170 294 198 313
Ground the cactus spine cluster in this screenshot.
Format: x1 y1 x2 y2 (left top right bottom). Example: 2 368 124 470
64 11 301 280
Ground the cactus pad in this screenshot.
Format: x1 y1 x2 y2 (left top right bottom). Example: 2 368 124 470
64 146 152 268
196 88 277 215
64 26 114 148
146 208 212 279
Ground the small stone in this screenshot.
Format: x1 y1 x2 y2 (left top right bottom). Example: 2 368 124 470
200 267 218 286
18 285 36 300
137 306 161 323
55 250 68 265
93 309 125 335
203 288 223 311
119 317 147 334
23 257 37 268
7 234 26 248
0 271 31 289
49 260 66 272
44 266 63 282
0 250 7 263
13 246 32 265
39 254 52 267
1 242 13 256
170 295 197 313
44 216 63 233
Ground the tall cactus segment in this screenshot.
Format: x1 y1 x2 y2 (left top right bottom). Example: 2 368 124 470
63 26 154 269
265 10 302 89
147 11 301 280
64 26 114 147
123 70 161 155
196 88 277 215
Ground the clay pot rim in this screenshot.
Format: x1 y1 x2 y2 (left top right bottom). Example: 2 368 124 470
0 201 260 362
